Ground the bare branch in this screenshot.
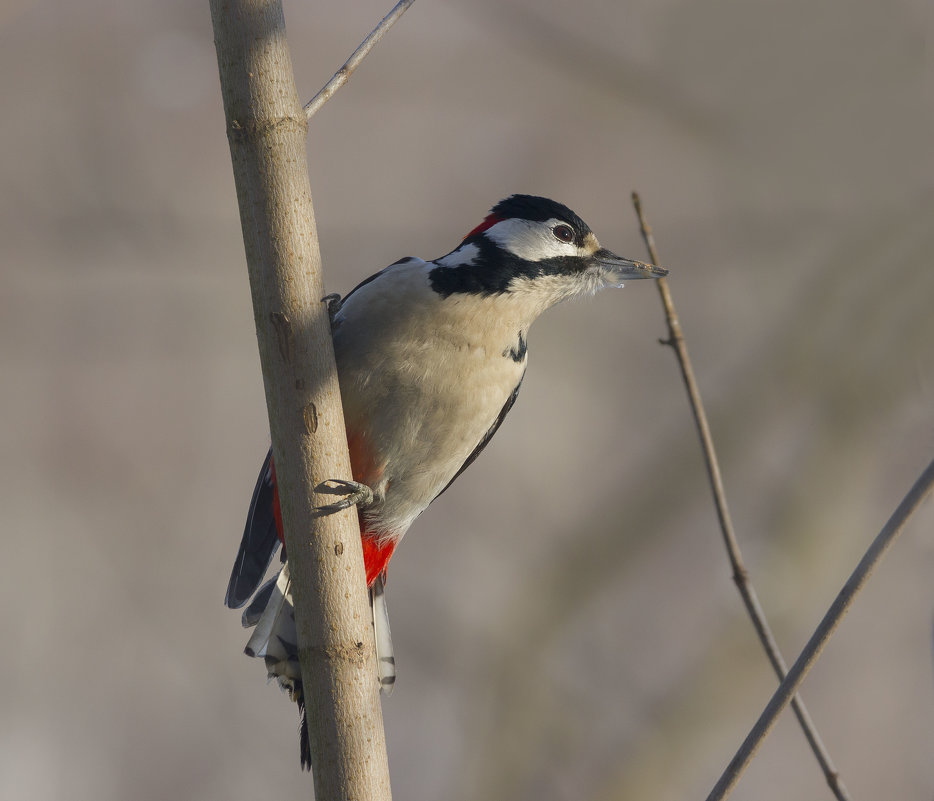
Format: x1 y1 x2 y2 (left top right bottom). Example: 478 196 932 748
707 456 934 801
304 0 416 119
210 2 391 796
631 192 851 801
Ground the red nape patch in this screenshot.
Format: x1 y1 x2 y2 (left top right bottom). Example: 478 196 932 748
464 213 503 240
270 459 285 543
361 535 397 586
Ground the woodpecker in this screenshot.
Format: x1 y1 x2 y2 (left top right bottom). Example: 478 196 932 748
225 194 668 768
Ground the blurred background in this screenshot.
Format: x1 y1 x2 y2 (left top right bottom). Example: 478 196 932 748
2 0 932 799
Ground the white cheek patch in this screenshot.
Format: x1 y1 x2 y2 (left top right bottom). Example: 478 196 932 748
435 242 480 267
485 218 584 262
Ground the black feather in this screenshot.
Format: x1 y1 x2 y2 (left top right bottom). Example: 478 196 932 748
490 194 590 236
428 195 597 298
240 576 277 627
429 234 594 298
298 693 311 771
224 449 281 609
504 331 528 363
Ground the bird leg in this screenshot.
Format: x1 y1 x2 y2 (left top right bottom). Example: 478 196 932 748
312 478 373 516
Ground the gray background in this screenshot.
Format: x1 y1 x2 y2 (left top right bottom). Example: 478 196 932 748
2 1 932 799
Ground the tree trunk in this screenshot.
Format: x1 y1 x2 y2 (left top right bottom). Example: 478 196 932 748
209 2 392 797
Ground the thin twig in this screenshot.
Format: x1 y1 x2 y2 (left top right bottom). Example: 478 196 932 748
706 456 934 801
304 0 416 119
631 192 851 801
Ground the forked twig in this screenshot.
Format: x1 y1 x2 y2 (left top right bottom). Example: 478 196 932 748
630 192 851 801
304 0 416 119
707 457 934 801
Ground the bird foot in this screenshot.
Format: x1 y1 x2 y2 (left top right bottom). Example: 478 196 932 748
322 293 343 325
312 478 373 516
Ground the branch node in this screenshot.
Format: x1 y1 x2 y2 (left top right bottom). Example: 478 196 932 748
270 311 295 364
304 0 416 119
303 402 319 434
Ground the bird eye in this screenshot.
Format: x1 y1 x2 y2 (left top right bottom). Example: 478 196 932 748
552 224 574 243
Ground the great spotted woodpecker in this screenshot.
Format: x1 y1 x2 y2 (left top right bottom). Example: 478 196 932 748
225 194 668 767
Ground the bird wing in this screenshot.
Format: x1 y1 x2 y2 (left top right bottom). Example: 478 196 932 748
337 257 420 309
225 449 282 609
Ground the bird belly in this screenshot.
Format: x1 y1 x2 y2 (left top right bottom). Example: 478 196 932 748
337 334 523 539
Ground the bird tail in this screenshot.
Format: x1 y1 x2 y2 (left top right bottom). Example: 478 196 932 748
241 563 396 769
370 574 396 695
240 564 309 767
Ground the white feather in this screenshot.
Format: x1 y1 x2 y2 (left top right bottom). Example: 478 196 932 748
370 575 396 695
483 217 587 262
244 564 291 658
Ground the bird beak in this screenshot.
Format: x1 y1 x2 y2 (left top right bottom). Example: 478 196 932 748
592 248 668 283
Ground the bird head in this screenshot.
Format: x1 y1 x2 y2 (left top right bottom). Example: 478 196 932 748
428 194 668 307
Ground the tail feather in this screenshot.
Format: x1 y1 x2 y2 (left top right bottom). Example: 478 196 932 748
231 449 400 768
298 696 311 770
244 566 292 658
238 562 396 768
371 575 396 695
241 576 277 628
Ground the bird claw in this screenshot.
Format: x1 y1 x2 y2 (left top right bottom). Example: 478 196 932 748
322 293 343 324
312 478 373 516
